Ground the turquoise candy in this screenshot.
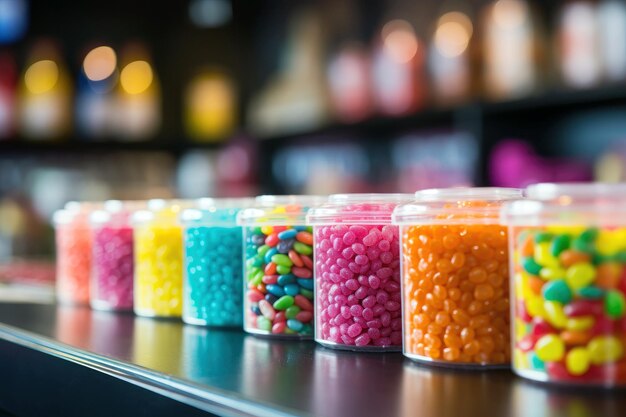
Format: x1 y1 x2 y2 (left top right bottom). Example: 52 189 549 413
277 274 296 286
550 235 571 257
264 248 279 263
542 280 572 304
534 232 553 244
278 229 297 240
577 286 605 299
301 324 313 335
572 238 594 254
523 257 542 275
287 319 303 332
529 353 545 371
284 283 300 296
184 225 243 327
298 278 314 290
266 284 286 297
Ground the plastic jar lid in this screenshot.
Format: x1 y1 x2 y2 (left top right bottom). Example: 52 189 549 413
502 182 626 226
53 201 104 225
393 187 523 225
237 195 327 226
180 197 255 227
90 200 147 226
131 199 196 225
306 193 413 225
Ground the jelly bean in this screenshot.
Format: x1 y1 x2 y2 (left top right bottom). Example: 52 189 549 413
257 245 271 256
529 353 545 371
565 263 596 290
288 250 304 267
262 275 278 285
265 233 279 247
298 278 314 290
272 254 293 267
285 305 301 319
266 284 285 297
561 330 592 346
276 265 292 275
535 232 553 243
539 267 566 281
294 294 313 311
550 235 571 257
264 262 277 275
531 318 556 339
272 321 286 334
595 263 622 289
577 286 605 299
528 276 544 295
565 316 594 331
534 334 565 362
535 242 560 267
564 300 604 317
273 295 295 310
265 294 278 304
261 226 274 235
542 280 572 304
566 347 591 376
580 228 599 242
277 274 296 286
248 289 264 303
301 255 314 269
544 301 567 328
265 248 278 263
92 225 134 310
604 290 626 319
292 266 312 278
294 241 313 255
284 284 300 296
588 336 624 364
296 231 314 245
518 335 535 352
572 238 594 254
258 299 276 320
296 311 313 322
257 316 272 331
559 250 591 268
300 288 314 299
287 319 304 332
278 229 297 240
514 349 530 369
523 258 542 276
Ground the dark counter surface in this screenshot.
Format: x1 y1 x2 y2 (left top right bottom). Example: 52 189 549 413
0 302 623 417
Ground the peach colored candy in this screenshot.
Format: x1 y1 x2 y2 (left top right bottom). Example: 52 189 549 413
402 224 511 364
56 223 92 304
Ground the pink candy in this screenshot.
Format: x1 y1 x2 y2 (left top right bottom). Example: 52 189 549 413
92 226 134 310
315 224 402 349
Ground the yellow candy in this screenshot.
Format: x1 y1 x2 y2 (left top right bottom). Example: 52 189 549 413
544 300 567 329
526 296 545 318
565 263 596 290
588 336 624 365
566 347 591 376
596 229 626 256
260 225 274 235
515 318 528 341
546 225 586 236
514 348 530 369
566 316 595 332
535 334 565 362
534 242 560 267
135 224 184 317
540 267 566 281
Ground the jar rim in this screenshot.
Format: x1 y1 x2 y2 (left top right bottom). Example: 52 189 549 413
307 193 414 225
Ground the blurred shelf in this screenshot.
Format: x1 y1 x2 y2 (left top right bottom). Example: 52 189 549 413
0 139 231 154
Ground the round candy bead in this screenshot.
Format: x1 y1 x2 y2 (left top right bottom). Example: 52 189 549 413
56 220 92 305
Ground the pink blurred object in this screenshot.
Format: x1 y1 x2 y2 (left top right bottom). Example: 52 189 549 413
490 139 592 188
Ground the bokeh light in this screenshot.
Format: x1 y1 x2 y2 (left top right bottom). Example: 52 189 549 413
434 12 473 58
24 60 59 94
381 20 418 63
120 60 153 94
83 46 117 82
184 72 235 140
0 0 28 44
493 0 528 29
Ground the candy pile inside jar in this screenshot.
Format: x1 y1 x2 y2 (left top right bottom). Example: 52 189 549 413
394 188 522 366
238 196 324 337
307 194 412 350
505 183 626 385
182 198 252 327
54 202 101 305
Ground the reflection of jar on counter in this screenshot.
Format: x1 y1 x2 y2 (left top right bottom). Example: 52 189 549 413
237 195 325 338
132 317 182 375
132 199 194 318
54 202 101 305
393 188 522 367
55 304 92 349
503 183 626 387
307 194 413 351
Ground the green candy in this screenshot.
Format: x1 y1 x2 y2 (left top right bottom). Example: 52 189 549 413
613 251 626 263
542 280 572 304
530 353 545 371
273 295 295 310
550 235 571 257
257 244 271 256
271 254 293 267
577 286 605 299
293 241 313 255
252 226 262 235
285 305 301 319
605 290 626 319
256 316 272 331
247 266 260 280
523 257 542 276
580 228 599 242
250 269 264 286
535 232 553 244
300 288 314 299
276 265 292 275
593 253 612 265
572 238 594 254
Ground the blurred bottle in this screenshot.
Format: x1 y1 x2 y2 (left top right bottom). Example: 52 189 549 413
595 144 626 182
0 0 28 44
0 50 17 138
428 10 473 104
372 19 426 115
327 42 373 122
115 43 160 140
598 0 626 82
18 40 72 140
482 0 537 100
76 45 118 139
559 1 601 88
184 69 236 142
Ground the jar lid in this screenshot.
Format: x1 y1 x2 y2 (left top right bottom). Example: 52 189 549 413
90 200 147 225
54 201 104 225
502 183 626 226
132 199 196 225
237 195 327 226
180 197 255 226
307 193 413 225
393 187 523 225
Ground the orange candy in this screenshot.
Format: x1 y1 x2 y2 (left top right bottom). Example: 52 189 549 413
402 224 510 365
56 224 92 304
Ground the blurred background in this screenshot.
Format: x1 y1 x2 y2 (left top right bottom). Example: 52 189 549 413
1 0 626 268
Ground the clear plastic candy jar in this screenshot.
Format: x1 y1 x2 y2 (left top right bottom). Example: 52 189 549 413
306 194 413 351
502 183 626 386
54 202 102 305
181 198 253 327
393 188 522 367
90 200 144 311
237 195 326 338
132 199 194 318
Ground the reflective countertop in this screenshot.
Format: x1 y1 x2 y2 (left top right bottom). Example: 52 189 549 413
0 302 624 417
